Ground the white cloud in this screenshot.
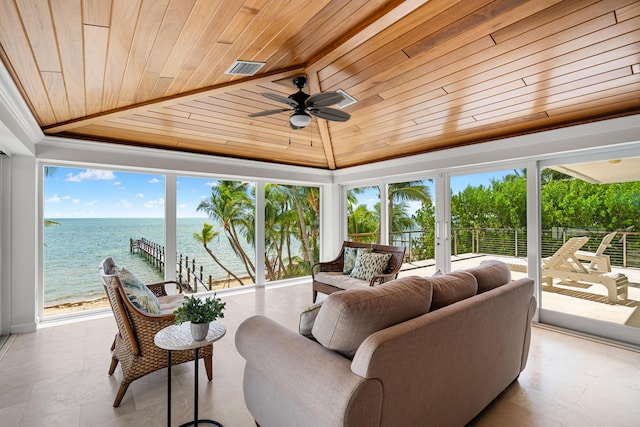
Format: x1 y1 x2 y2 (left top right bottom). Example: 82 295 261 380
86 200 100 206
149 178 160 184
65 169 115 182
46 194 61 203
118 199 133 208
144 198 165 209
135 193 144 198
72 199 80 204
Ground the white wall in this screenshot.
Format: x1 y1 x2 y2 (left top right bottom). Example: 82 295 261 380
10 155 37 333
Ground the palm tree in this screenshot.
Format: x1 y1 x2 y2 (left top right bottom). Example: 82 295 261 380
197 180 256 282
347 182 431 243
388 181 431 239
193 223 245 285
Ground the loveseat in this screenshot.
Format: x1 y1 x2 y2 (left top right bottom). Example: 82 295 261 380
236 260 536 427
311 241 406 302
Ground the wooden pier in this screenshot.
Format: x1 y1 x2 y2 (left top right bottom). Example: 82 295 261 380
130 238 231 293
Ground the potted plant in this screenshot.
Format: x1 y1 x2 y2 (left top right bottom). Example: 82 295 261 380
174 294 226 341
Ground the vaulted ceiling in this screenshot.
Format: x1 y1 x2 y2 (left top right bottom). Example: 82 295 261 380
1 0 639 170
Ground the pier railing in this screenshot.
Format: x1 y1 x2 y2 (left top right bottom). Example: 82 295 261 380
130 238 225 293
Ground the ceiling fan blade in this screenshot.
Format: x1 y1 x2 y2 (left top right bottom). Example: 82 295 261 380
249 108 291 117
308 107 350 122
262 92 298 107
306 92 344 108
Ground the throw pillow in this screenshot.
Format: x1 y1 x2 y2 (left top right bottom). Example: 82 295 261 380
299 301 323 338
312 276 433 358
350 251 392 281
116 267 161 314
343 247 370 274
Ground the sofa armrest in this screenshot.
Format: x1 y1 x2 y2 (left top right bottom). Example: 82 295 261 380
236 315 383 427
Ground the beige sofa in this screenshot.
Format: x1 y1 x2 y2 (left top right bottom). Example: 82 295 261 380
236 261 536 427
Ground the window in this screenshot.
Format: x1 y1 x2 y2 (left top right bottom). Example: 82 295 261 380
347 185 380 243
388 179 435 264
177 177 256 290
264 184 320 282
539 158 640 331
43 166 165 316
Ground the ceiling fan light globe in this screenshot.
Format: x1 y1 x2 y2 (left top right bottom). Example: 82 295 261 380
290 112 312 127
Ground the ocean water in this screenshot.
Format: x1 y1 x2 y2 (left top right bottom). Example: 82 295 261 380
43 218 258 306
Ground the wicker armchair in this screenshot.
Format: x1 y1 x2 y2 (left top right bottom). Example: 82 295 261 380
311 241 406 302
99 257 213 407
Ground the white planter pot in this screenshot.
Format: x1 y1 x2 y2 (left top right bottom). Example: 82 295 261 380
190 322 210 341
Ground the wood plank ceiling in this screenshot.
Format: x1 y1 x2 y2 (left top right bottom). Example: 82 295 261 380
1 0 639 170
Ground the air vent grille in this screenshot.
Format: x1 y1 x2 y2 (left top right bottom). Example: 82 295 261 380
336 89 357 108
225 60 266 76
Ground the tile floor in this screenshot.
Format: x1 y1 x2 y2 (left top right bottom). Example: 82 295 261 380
1 282 640 426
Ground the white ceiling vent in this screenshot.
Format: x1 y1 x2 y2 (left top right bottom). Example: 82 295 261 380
225 60 266 76
336 89 357 108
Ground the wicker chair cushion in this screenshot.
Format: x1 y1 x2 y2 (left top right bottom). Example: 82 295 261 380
350 251 392 281
116 267 161 314
158 294 186 315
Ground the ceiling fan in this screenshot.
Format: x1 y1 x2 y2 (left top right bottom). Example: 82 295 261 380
249 76 350 129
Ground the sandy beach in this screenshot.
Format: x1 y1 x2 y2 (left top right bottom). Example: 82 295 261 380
44 297 111 316
43 277 248 317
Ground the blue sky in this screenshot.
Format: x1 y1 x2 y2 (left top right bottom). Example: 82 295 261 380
44 167 213 218
44 166 516 218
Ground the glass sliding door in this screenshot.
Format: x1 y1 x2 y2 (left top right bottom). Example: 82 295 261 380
539 156 640 345
388 179 436 274
448 169 528 273
347 185 381 243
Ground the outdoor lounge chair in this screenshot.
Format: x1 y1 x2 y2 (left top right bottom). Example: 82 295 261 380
505 236 628 304
100 257 213 407
575 232 617 272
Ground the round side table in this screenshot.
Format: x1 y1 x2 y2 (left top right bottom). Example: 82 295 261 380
155 321 226 427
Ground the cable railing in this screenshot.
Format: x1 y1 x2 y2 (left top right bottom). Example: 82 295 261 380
350 229 640 268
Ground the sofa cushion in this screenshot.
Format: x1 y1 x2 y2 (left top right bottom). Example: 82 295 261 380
115 267 161 314
464 260 511 293
350 251 392 281
299 301 323 338
312 276 433 358
429 271 478 311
